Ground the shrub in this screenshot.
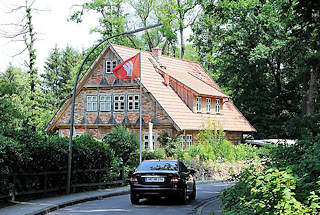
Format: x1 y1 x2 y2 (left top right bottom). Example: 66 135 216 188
142 148 165 160
222 167 308 215
158 132 180 158
222 139 320 214
103 126 139 167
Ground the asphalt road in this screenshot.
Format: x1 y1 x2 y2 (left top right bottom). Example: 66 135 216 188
48 182 233 215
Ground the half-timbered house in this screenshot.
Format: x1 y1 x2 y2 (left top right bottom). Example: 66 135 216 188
46 43 255 150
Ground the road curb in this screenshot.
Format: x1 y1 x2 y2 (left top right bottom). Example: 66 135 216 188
26 189 130 215
195 196 219 215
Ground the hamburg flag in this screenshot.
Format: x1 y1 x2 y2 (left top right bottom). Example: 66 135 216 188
113 53 140 81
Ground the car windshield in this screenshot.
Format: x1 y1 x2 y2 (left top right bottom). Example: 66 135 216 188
137 161 178 171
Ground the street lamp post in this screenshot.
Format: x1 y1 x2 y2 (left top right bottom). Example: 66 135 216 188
67 23 162 194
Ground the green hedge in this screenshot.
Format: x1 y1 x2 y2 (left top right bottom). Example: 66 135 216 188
222 139 320 214
0 128 118 197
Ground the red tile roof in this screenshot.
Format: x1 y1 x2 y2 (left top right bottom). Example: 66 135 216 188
112 44 255 132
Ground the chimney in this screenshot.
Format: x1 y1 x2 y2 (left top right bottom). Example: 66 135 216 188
151 47 162 62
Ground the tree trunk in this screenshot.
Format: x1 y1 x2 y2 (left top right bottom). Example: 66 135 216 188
177 0 184 59
306 67 316 115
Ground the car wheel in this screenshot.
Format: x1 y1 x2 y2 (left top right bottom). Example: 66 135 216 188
130 193 139 205
189 184 196 200
179 187 187 204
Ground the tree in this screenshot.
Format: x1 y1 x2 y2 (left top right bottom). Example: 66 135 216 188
39 45 81 129
0 66 25 131
155 0 198 58
41 45 81 109
192 0 319 139
0 0 39 130
129 0 158 51
69 0 138 48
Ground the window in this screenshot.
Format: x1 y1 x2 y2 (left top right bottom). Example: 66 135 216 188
186 135 192 148
127 95 139 111
114 95 125 111
104 60 117 74
206 98 211 113
196 97 202 112
180 135 186 150
215 99 220 113
100 95 111 111
87 96 97 111
143 133 156 151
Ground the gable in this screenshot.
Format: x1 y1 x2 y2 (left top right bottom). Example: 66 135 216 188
46 44 175 132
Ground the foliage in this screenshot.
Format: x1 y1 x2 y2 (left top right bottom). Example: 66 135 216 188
222 167 308 215
158 132 181 158
142 148 165 160
0 79 24 131
69 0 137 48
103 126 139 166
192 0 320 139
222 138 320 214
0 130 117 197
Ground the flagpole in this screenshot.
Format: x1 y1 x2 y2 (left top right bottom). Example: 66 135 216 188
139 49 142 164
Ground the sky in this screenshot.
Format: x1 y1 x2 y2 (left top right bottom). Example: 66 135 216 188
0 0 100 72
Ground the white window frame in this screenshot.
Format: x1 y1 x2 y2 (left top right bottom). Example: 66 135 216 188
216 99 220 113
99 95 111 111
186 134 192 148
196 97 202 112
127 94 139 111
87 95 98 111
105 60 118 74
113 94 125 111
180 135 186 150
143 133 156 151
206 98 211 113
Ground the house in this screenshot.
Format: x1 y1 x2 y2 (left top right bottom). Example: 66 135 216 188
46 43 256 150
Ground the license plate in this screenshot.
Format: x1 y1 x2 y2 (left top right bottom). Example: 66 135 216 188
145 177 165 182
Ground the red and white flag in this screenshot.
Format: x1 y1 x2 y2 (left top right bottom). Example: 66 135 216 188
113 53 140 81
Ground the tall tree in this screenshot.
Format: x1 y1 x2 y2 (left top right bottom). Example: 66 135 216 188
41 45 81 110
0 0 39 130
129 0 157 51
192 0 319 139
155 0 198 58
0 66 27 131
69 0 138 48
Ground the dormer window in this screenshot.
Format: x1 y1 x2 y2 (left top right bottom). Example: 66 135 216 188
104 60 117 74
196 97 202 112
206 98 211 113
215 99 220 113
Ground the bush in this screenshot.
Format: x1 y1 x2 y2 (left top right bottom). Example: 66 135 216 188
222 139 320 214
0 129 121 198
158 132 180 158
102 126 139 171
222 167 308 215
142 148 165 160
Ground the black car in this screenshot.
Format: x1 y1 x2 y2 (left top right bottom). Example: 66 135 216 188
129 160 196 204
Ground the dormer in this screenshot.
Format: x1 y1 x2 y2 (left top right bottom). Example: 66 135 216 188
194 96 223 114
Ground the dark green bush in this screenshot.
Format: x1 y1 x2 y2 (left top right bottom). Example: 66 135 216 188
142 148 165 160
103 126 139 167
222 139 320 214
0 130 119 197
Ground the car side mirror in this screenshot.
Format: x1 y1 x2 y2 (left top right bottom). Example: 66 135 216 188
189 169 196 175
